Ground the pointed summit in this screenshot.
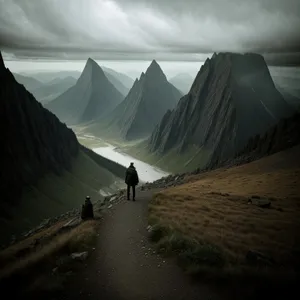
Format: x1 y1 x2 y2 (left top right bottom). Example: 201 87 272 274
81 57 106 80
46 57 123 124
90 61 182 140
145 60 167 81
148 52 294 171
86 57 99 68
150 59 159 67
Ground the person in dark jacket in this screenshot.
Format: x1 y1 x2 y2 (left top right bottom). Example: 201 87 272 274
125 162 139 201
81 196 94 220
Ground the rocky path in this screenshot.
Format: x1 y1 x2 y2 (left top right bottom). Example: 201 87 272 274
62 188 223 300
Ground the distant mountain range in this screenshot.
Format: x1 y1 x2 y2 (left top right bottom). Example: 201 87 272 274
144 53 295 172
87 60 182 140
20 70 82 83
13 73 44 91
13 72 77 104
102 66 134 91
169 73 194 94
20 67 135 98
0 52 126 244
46 58 124 125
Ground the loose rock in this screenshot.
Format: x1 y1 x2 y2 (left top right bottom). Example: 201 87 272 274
71 251 89 261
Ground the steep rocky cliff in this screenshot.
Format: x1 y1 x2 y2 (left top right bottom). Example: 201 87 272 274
0 51 78 207
46 58 124 125
95 60 182 140
149 52 295 167
0 52 126 243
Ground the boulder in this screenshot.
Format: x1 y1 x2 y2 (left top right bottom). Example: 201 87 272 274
71 251 89 261
248 197 271 208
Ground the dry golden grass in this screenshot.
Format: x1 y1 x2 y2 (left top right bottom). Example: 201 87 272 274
149 146 300 270
0 219 98 285
0 219 70 269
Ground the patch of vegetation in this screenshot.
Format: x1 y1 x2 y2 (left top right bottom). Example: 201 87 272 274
147 156 300 293
119 141 211 173
0 220 98 298
148 220 226 276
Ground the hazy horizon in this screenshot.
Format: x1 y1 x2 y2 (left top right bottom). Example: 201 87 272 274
3 58 204 79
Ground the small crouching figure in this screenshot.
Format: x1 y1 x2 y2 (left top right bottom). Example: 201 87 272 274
81 196 94 220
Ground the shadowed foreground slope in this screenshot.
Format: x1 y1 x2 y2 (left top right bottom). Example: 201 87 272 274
0 52 126 245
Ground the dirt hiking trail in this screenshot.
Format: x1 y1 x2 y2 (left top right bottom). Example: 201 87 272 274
62 189 223 300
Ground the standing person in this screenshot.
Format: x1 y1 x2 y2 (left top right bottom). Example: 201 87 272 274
125 162 139 201
81 196 94 220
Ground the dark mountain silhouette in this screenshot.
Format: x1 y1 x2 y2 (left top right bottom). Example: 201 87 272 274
90 60 182 140
1 51 78 202
149 53 295 170
169 73 194 94
0 52 126 243
46 58 124 125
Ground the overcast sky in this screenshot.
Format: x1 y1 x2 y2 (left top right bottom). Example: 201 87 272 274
1 0 300 75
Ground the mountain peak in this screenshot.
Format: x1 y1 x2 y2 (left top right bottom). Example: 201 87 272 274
148 52 294 167
145 60 166 81
150 59 159 66
86 57 99 68
81 57 106 80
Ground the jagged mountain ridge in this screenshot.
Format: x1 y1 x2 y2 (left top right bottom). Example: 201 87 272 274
149 52 294 168
46 58 124 125
14 73 77 104
92 60 182 140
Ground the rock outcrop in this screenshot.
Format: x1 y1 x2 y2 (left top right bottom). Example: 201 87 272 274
149 52 294 167
100 60 182 140
46 58 124 125
0 51 79 207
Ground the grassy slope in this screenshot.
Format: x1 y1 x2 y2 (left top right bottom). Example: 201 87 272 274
0 150 125 243
119 139 211 173
148 145 300 276
0 219 98 297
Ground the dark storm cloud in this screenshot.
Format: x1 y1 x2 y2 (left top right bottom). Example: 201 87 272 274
0 0 299 63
